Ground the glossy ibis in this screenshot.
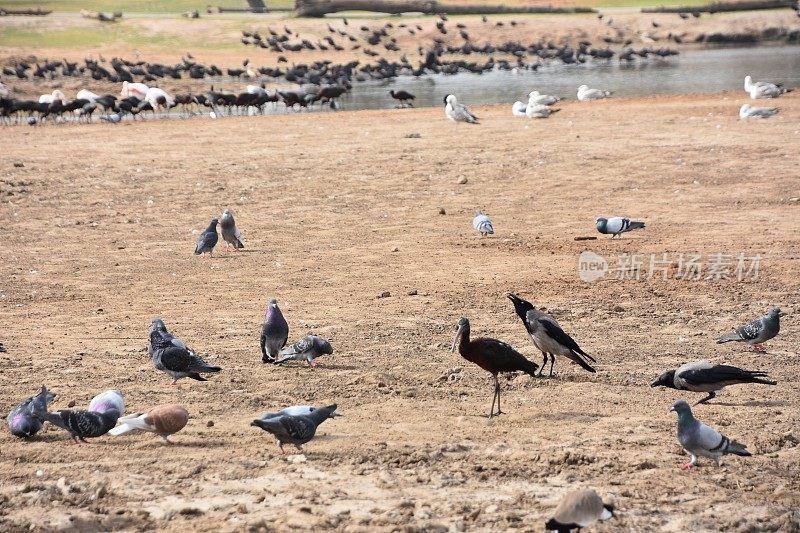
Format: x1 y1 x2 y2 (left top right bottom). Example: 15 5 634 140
507 294 596 377
451 317 538 418
389 89 415 107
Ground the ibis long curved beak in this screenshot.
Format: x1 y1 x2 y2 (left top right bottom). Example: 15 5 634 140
451 324 464 353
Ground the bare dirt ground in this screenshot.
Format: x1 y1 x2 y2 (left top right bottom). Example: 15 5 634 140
1 92 799 532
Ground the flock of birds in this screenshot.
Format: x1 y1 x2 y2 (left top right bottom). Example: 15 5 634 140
5 190 788 529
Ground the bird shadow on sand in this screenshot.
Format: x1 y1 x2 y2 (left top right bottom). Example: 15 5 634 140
712 399 789 408
133 438 230 448
274 363 358 371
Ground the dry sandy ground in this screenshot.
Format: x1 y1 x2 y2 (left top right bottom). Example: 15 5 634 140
1 92 800 532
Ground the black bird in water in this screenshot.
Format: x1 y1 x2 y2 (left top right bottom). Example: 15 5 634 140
451 317 538 418
389 89 415 107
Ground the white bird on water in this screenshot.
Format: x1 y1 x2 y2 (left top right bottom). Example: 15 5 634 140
743 75 789 99
739 104 778 119
472 209 494 236
577 85 611 101
528 91 560 106
512 101 527 117
444 94 479 124
526 103 559 119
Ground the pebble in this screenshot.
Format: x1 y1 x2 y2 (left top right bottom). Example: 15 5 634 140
206 420 214 427
438 207 446 215
457 176 468 184
13 162 24 168
67 400 76 408
407 289 418 296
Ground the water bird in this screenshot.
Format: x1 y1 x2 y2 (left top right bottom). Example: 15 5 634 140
450 317 539 418
444 94 478 124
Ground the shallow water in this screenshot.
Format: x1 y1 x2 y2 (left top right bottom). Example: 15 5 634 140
339 45 800 110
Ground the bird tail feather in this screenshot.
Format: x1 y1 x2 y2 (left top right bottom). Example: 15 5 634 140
571 353 597 373
187 373 209 381
716 331 741 344
235 238 244 249
726 439 751 457
629 221 645 230
108 415 150 436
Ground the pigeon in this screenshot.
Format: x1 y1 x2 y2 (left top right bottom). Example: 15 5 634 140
88 389 125 415
444 94 479 124
526 103 559 119
44 392 120 444
194 218 219 256
717 307 782 352
220 208 244 250
0 342 6 352
670 399 751 469
259 404 340 420
507 294 596 377
260 298 289 363
275 335 333 367
148 318 222 384
7 386 55 439
577 85 611 101
739 104 779 119
651 360 777 404
250 404 338 454
100 111 124 123
744 75 789 99
595 216 645 238
545 489 614 532
472 209 494 237
108 404 189 443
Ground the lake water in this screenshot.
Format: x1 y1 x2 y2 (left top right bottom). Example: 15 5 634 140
337 45 800 110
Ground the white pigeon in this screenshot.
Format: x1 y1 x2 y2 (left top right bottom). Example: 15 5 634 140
743 75 787 99
512 101 527 117
88 389 125 415
472 209 494 236
444 94 479 124
526 103 559 119
528 91 560 106
577 85 611 101
739 104 778 119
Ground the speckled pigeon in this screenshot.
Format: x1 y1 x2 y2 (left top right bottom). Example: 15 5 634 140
275 335 333 367
717 307 783 352
250 404 338 454
148 318 222 384
109 404 189 443
45 404 120 444
88 389 125 415
220 208 244 250
545 489 614 532
507 294 595 377
670 399 750 469
595 216 645 238
194 218 219 256
651 360 776 404
7 385 55 439
260 298 289 364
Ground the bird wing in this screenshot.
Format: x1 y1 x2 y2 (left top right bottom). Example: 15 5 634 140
736 317 763 341
195 230 217 251
159 346 194 372
281 336 313 357
680 364 761 387
537 318 593 360
691 421 727 452
280 415 316 443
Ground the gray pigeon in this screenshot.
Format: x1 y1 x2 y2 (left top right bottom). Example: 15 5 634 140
595 216 645 238
250 404 338 454
7 386 55 439
545 489 614 532
275 335 333 367
148 318 222 384
220 208 244 250
507 294 595 377
717 307 783 352
99 111 124 123
472 209 494 236
0 342 6 352
260 298 289 363
670 399 751 469
651 360 776 404
194 218 219 256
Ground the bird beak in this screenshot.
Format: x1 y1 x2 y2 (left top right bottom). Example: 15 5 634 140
450 325 463 353
669 406 676 413
330 412 343 418
650 380 660 387
779 312 787 317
